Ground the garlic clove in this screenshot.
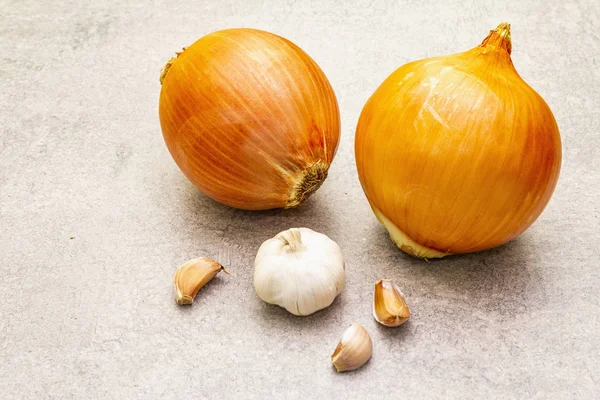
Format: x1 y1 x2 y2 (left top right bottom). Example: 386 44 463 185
174 257 228 305
331 323 373 372
373 279 410 327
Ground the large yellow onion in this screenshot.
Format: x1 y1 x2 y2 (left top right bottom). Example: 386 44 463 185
355 23 562 258
159 29 340 210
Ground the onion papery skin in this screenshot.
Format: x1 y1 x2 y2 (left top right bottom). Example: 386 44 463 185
355 23 562 258
159 29 340 210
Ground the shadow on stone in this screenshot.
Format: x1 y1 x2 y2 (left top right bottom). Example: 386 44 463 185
366 223 545 319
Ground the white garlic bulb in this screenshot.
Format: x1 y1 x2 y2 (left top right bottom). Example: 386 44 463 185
253 228 345 316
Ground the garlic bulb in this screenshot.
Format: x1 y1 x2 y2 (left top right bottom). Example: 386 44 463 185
253 228 345 316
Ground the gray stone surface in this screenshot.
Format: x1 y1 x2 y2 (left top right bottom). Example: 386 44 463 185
1 0 599 398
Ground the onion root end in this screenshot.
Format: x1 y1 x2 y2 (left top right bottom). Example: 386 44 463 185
285 161 329 208
370 203 450 259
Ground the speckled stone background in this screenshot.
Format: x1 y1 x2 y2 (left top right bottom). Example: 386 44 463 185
1 0 599 398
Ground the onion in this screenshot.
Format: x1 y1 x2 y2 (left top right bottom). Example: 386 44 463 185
159 29 340 210
355 23 562 258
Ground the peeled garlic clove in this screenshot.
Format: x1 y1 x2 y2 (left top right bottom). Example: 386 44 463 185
174 257 227 305
373 279 410 327
331 323 373 372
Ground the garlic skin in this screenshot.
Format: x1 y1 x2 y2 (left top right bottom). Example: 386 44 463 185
331 323 373 372
373 279 410 327
174 258 227 305
253 228 345 316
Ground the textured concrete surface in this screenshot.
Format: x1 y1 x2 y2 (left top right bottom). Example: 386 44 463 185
1 0 599 398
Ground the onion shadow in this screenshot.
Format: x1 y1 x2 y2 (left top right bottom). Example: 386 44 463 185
364 220 548 319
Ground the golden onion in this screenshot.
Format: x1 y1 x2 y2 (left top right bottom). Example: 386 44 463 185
159 29 340 210
355 23 562 258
